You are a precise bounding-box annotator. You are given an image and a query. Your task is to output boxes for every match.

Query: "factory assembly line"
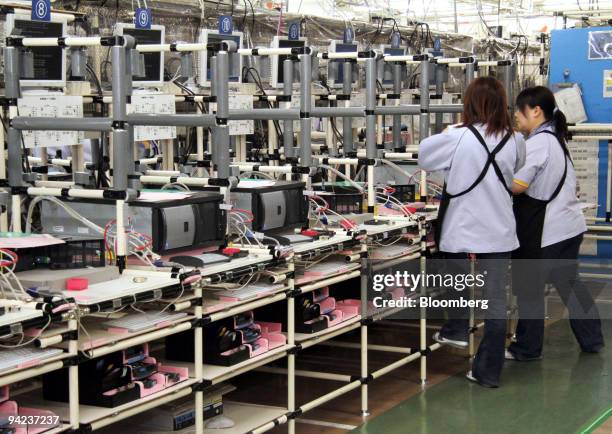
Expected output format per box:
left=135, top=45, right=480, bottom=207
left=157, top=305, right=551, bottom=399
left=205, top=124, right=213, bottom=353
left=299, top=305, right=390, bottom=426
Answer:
left=0, top=2, right=610, bottom=433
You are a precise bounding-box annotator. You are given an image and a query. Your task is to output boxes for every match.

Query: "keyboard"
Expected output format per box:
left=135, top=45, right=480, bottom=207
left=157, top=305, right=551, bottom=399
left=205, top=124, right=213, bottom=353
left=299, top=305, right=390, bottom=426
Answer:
left=370, top=244, right=421, bottom=260
left=292, top=235, right=353, bottom=254
left=103, top=312, right=188, bottom=332
left=214, top=283, right=284, bottom=302
left=0, top=347, right=64, bottom=372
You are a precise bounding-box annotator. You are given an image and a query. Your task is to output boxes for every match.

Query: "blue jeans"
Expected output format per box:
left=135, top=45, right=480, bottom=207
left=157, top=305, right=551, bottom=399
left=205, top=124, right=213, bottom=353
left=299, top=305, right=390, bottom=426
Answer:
left=439, top=251, right=511, bottom=387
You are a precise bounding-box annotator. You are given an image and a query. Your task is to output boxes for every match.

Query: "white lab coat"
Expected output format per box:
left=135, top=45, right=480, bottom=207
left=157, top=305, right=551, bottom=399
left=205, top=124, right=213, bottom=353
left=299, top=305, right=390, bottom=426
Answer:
left=419, top=123, right=526, bottom=253
left=513, top=122, right=586, bottom=247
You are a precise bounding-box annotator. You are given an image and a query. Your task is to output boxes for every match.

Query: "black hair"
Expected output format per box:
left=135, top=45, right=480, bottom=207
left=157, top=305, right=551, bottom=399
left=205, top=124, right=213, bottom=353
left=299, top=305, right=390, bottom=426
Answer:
left=516, top=86, right=569, bottom=145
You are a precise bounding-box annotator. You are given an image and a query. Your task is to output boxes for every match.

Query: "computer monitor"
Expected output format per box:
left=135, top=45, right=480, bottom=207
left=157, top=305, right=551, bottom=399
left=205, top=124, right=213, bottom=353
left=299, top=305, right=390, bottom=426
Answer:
left=198, top=29, right=243, bottom=87
left=205, top=180, right=308, bottom=232
left=327, top=40, right=358, bottom=88
left=270, top=35, right=307, bottom=88
left=115, top=23, right=165, bottom=87
left=378, top=45, right=406, bottom=87
left=5, top=13, right=68, bottom=87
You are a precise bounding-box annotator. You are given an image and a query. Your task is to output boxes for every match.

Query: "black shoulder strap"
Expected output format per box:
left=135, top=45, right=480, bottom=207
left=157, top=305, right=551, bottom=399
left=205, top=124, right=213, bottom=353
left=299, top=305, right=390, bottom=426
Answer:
left=537, top=130, right=573, bottom=164
left=536, top=129, right=570, bottom=203
left=472, top=127, right=513, bottom=196
left=446, top=125, right=513, bottom=199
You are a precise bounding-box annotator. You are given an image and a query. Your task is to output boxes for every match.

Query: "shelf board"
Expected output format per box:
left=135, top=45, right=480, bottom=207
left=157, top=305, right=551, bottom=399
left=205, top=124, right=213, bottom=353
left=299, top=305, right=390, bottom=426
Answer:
left=79, top=314, right=195, bottom=353
left=198, top=254, right=274, bottom=278
left=161, top=344, right=291, bottom=385
left=0, top=308, right=44, bottom=328
left=59, top=269, right=182, bottom=307
left=93, top=401, right=287, bottom=434
left=0, top=352, right=73, bottom=387
left=369, top=250, right=423, bottom=273
left=295, top=262, right=361, bottom=287
left=202, top=345, right=290, bottom=383
left=91, top=400, right=286, bottom=434
left=360, top=219, right=416, bottom=237
left=292, top=234, right=354, bottom=255
left=203, top=401, right=286, bottom=434
left=295, top=315, right=362, bottom=346
left=42, top=423, right=71, bottom=434
left=21, top=379, right=197, bottom=426
left=370, top=305, right=409, bottom=322
left=368, top=247, right=421, bottom=265
left=202, top=284, right=290, bottom=318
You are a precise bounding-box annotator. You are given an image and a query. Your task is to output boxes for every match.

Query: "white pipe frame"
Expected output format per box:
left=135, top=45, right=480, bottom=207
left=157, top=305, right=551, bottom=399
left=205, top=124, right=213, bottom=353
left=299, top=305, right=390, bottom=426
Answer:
left=383, top=54, right=431, bottom=63
left=139, top=175, right=216, bottom=187
left=19, top=36, right=103, bottom=47
left=238, top=47, right=307, bottom=56
left=317, top=51, right=359, bottom=60
left=0, top=29, right=486, bottom=434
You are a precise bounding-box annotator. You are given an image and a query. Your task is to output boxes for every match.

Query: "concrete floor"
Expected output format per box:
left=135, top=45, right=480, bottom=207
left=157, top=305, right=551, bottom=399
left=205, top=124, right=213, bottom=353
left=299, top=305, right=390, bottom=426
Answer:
left=352, top=319, right=612, bottom=434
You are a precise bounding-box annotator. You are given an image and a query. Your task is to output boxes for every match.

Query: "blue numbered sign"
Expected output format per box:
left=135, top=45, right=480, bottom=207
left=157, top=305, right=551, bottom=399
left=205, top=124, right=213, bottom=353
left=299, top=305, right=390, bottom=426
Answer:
left=434, top=37, right=441, bottom=51
left=31, top=0, right=51, bottom=21
left=219, top=15, right=233, bottom=35
left=343, top=27, right=354, bottom=44
left=135, top=8, right=152, bottom=29
left=288, top=22, right=300, bottom=40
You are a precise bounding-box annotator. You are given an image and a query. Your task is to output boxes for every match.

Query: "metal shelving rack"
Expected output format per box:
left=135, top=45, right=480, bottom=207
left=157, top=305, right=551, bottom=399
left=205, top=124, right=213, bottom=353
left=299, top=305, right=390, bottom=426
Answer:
left=0, top=29, right=518, bottom=433
left=0, top=310, right=78, bottom=432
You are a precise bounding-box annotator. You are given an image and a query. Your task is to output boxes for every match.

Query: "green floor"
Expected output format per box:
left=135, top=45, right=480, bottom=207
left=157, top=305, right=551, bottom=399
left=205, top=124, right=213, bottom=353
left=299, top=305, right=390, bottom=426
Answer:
left=353, top=319, right=612, bottom=434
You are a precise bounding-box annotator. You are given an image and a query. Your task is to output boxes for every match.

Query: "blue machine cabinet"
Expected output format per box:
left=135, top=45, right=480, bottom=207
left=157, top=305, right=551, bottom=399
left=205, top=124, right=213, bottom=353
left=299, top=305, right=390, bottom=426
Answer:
left=549, top=27, right=612, bottom=257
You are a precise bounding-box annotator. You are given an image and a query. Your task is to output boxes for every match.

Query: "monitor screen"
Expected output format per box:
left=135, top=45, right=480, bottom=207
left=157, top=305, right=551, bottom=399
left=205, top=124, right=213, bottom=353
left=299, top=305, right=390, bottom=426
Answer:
left=205, top=33, right=242, bottom=82
left=383, top=47, right=405, bottom=56
left=277, top=39, right=305, bottom=85
left=330, top=42, right=358, bottom=84
left=12, top=19, right=63, bottom=82
left=335, top=43, right=358, bottom=53
left=382, top=47, right=405, bottom=84
left=122, top=28, right=163, bottom=83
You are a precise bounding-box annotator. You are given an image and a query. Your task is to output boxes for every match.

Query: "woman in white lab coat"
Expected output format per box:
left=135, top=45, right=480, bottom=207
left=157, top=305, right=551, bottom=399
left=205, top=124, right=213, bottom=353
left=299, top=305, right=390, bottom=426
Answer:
left=419, top=76, right=526, bottom=388
left=507, top=86, right=604, bottom=361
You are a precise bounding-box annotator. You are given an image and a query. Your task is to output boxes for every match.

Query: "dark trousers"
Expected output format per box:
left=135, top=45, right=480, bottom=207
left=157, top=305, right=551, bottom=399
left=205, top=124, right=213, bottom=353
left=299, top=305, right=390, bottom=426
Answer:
left=509, top=233, right=604, bottom=360
left=439, top=252, right=510, bottom=387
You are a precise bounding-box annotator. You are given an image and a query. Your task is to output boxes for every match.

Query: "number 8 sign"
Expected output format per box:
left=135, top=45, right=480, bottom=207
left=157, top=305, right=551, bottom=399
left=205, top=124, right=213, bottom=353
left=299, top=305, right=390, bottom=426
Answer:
left=288, top=22, right=300, bottom=40
left=31, top=0, right=50, bottom=21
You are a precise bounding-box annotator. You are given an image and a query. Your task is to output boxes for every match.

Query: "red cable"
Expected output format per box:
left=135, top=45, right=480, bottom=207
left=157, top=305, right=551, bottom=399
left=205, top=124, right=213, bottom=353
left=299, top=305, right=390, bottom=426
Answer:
left=0, top=249, right=18, bottom=267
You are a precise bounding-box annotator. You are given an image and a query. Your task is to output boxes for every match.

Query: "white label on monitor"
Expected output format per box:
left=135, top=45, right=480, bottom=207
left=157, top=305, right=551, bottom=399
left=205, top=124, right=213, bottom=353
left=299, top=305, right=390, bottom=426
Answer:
left=228, top=94, right=254, bottom=136
left=129, top=94, right=177, bottom=141
left=18, top=95, right=84, bottom=149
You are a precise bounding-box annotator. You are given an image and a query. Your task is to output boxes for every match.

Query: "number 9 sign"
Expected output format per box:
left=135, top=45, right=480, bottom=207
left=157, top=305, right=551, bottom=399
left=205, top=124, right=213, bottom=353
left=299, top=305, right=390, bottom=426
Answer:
left=135, top=8, right=151, bottom=29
